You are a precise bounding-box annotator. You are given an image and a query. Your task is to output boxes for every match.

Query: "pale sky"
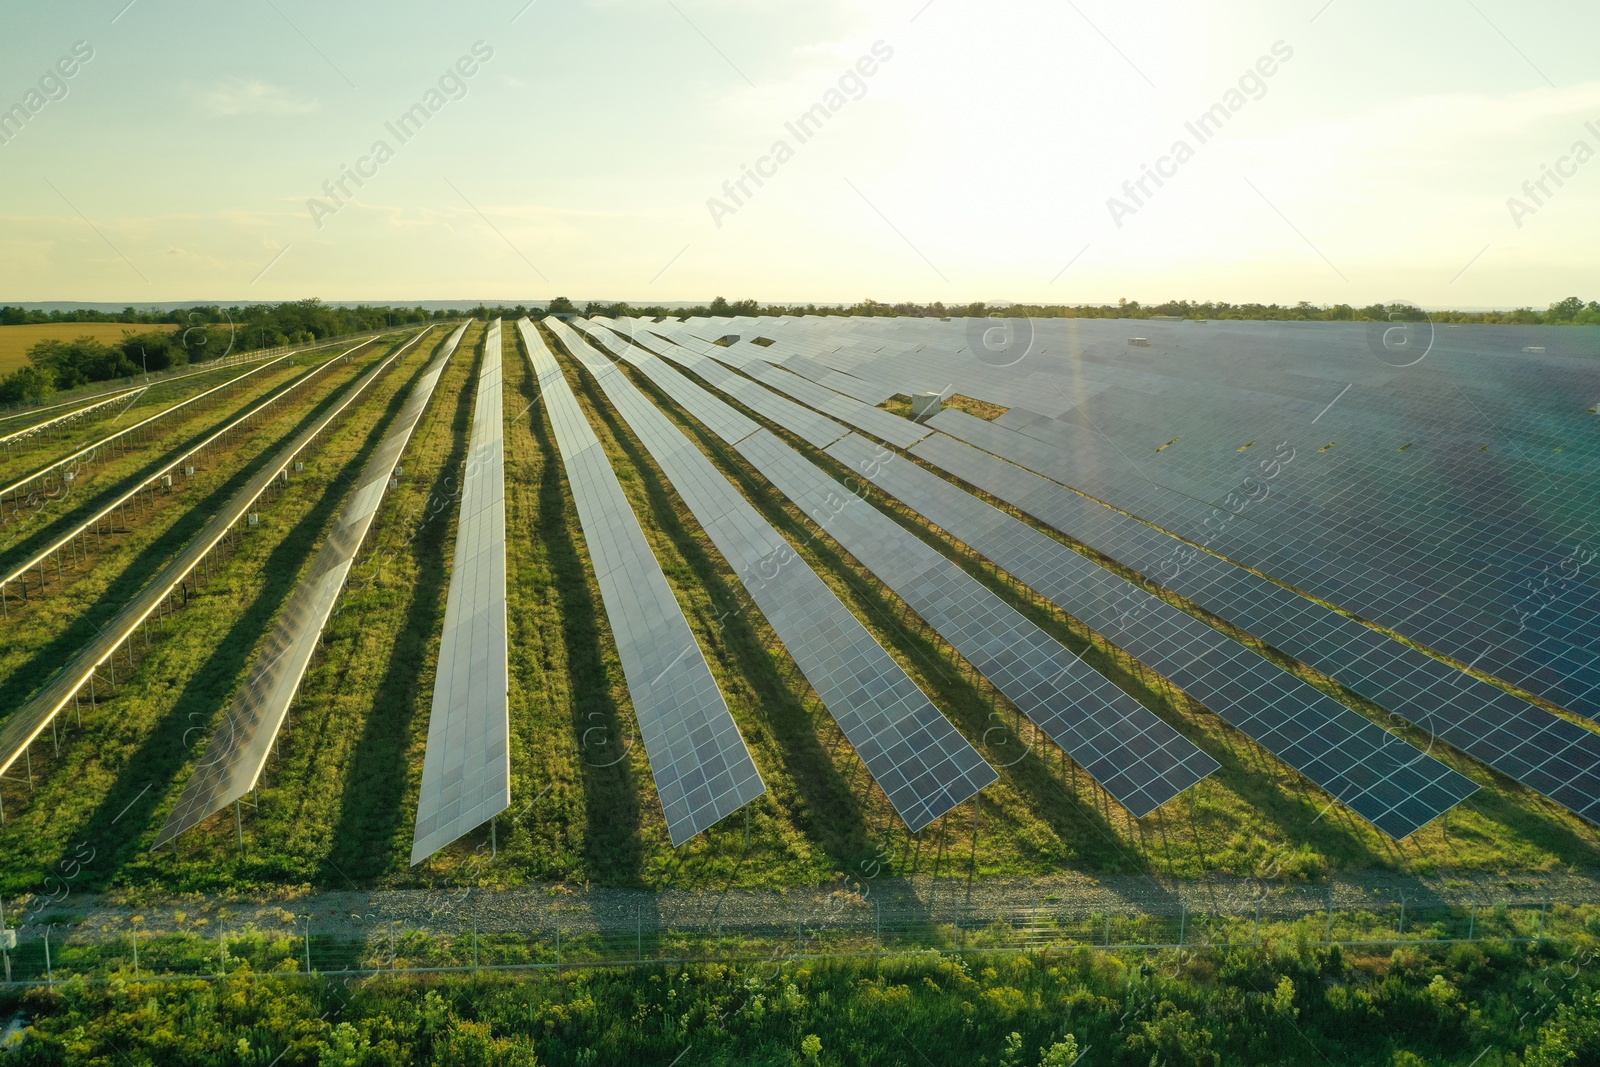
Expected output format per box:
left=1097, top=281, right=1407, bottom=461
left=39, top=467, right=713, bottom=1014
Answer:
left=1, top=0, right=1597, bottom=307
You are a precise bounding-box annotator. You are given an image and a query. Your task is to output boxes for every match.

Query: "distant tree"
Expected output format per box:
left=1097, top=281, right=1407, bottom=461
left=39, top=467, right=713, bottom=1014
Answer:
left=119, top=329, right=185, bottom=374
left=26, top=336, right=137, bottom=389
left=547, top=296, right=577, bottom=315
left=0, top=365, right=55, bottom=404
left=1548, top=296, right=1586, bottom=322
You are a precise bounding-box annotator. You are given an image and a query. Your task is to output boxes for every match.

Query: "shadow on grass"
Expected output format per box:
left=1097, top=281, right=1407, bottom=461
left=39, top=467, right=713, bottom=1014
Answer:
left=33, top=351, right=424, bottom=893
left=312, top=341, right=481, bottom=885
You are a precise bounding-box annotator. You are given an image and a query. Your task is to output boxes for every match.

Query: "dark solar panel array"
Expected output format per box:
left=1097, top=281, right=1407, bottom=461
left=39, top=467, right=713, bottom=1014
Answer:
left=598, top=317, right=849, bottom=449
left=910, top=428, right=1600, bottom=825
left=545, top=318, right=995, bottom=832
left=592, top=316, right=1480, bottom=836
left=968, top=404, right=1600, bottom=717
left=655, top=313, right=1600, bottom=831
left=743, top=316, right=1600, bottom=719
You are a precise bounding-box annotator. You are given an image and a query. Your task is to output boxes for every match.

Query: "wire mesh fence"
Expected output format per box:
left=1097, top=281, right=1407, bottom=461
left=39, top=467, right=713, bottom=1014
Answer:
left=1, top=888, right=1590, bottom=988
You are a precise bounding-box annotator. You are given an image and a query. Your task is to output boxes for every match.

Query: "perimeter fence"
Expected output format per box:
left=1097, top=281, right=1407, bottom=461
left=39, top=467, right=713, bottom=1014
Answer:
left=2, top=882, right=1594, bottom=987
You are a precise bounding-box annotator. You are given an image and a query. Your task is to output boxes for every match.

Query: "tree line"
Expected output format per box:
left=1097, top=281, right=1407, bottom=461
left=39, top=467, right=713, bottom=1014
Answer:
left=572, top=295, right=1600, bottom=325
left=0, top=299, right=455, bottom=405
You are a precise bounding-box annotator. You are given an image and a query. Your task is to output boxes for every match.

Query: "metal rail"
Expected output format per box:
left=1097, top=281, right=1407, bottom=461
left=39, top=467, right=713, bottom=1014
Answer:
left=0, top=357, right=296, bottom=519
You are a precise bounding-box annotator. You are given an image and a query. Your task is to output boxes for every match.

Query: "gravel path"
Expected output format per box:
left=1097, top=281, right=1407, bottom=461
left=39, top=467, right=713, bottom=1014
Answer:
left=12, top=867, right=1598, bottom=945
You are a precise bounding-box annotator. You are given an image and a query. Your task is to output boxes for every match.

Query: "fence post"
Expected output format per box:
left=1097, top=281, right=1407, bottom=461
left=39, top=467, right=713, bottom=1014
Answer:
left=1398, top=895, right=1406, bottom=938
left=473, top=920, right=479, bottom=970
left=1326, top=886, right=1334, bottom=944
left=44, top=926, right=53, bottom=985
left=1104, top=914, right=1111, bottom=947
left=636, top=905, right=642, bottom=962
left=875, top=901, right=881, bottom=949
left=305, top=920, right=312, bottom=973
left=555, top=908, right=561, bottom=972
left=1179, top=903, right=1186, bottom=947
left=1254, top=899, right=1261, bottom=947
left=131, top=930, right=138, bottom=975
left=1468, top=903, right=1476, bottom=941
left=1537, top=900, right=1548, bottom=943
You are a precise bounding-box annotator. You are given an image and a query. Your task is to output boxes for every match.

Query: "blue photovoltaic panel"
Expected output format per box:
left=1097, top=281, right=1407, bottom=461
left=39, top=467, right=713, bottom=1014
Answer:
left=841, top=431, right=1477, bottom=838
left=719, top=319, right=1600, bottom=829
left=412, top=321, right=511, bottom=863
left=906, top=422, right=1600, bottom=828
left=607, top=314, right=1477, bottom=836
left=749, top=316, right=1600, bottom=719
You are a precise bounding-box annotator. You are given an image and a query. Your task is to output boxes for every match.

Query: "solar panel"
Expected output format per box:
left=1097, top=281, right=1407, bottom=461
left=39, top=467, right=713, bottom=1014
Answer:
left=545, top=317, right=994, bottom=832
left=579, top=321, right=1217, bottom=815
left=639, top=319, right=928, bottom=449
left=652, top=319, right=898, bottom=405
left=843, top=430, right=1477, bottom=838
left=608, top=318, right=1480, bottom=835
left=980, top=404, right=1600, bottom=715
left=519, top=320, right=765, bottom=845
left=412, top=320, right=511, bottom=863
left=0, top=327, right=436, bottom=816
left=153, top=324, right=464, bottom=847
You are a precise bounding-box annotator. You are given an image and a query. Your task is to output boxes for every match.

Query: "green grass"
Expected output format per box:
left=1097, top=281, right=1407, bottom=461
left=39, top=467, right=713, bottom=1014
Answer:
left=7, top=934, right=1600, bottom=1066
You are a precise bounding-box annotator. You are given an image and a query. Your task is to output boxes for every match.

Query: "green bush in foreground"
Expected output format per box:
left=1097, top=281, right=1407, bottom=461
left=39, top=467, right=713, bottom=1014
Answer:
left=4, top=939, right=1599, bottom=1066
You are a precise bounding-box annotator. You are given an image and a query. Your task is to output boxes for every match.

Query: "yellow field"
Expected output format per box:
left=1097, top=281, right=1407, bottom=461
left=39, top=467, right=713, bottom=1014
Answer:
left=0, top=322, right=180, bottom=374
